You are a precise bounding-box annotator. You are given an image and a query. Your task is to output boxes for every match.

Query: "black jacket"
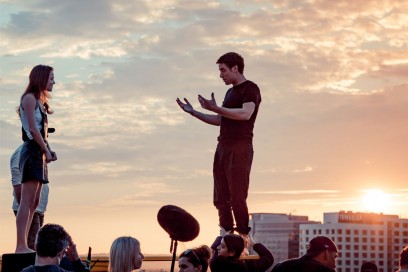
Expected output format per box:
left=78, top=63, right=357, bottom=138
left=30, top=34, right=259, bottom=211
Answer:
left=210, top=236, right=274, bottom=272
left=21, top=259, right=89, bottom=272
left=211, top=256, right=248, bottom=272
left=272, top=256, right=336, bottom=272
left=246, top=243, right=274, bottom=272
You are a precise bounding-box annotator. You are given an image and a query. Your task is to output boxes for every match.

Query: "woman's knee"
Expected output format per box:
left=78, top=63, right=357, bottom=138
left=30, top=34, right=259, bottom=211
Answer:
left=31, top=198, right=40, bottom=210
left=20, top=196, right=39, bottom=211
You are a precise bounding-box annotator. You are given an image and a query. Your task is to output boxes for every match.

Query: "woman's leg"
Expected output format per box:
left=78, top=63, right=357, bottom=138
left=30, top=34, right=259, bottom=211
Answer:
left=26, top=184, right=42, bottom=238
left=16, top=180, right=42, bottom=253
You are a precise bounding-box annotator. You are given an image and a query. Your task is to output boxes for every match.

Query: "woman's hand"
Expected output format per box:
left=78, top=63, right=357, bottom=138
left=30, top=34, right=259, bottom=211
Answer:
left=44, top=149, right=53, bottom=163
left=50, top=151, right=57, bottom=161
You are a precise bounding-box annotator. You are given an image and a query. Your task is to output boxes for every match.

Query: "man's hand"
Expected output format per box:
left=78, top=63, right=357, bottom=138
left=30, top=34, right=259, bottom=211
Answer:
left=65, top=237, right=79, bottom=263
left=198, top=92, right=217, bottom=112
left=176, top=98, right=195, bottom=114
left=66, top=242, right=80, bottom=262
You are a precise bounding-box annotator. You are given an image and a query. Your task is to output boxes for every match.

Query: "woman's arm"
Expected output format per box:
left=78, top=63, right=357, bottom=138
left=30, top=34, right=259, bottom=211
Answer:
left=245, top=243, right=274, bottom=272
left=21, top=94, right=52, bottom=162
left=210, top=236, right=223, bottom=259
left=46, top=142, right=57, bottom=161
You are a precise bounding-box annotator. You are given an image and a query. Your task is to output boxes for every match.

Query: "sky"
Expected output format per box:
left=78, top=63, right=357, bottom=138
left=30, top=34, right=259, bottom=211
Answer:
left=1, top=0, right=408, bottom=256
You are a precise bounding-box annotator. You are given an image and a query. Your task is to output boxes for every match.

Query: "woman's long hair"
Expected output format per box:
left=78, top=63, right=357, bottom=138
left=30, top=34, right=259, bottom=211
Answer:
left=108, top=236, right=141, bottom=272
left=17, top=64, right=54, bottom=116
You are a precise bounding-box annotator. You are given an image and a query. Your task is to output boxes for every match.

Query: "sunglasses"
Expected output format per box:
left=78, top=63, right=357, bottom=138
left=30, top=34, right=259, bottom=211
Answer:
left=183, top=249, right=201, bottom=265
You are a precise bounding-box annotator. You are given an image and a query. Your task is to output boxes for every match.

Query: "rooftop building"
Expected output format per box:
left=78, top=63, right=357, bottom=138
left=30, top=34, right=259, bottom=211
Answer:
left=299, top=211, right=408, bottom=272
left=249, top=213, right=319, bottom=265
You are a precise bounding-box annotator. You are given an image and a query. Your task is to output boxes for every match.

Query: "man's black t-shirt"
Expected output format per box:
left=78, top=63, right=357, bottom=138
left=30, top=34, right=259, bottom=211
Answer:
left=218, top=80, right=261, bottom=144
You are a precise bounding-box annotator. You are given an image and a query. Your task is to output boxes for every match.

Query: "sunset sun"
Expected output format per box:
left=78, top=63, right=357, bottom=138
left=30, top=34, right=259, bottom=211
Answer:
left=360, top=189, right=391, bottom=213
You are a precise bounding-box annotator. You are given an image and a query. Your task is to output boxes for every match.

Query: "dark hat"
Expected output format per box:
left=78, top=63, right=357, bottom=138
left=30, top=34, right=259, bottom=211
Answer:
left=157, top=205, right=200, bottom=242
left=360, top=261, right=378, bottom=272
left=306, top=236, right=338, bottom=255
left=401, top=246, right=408, bottom=266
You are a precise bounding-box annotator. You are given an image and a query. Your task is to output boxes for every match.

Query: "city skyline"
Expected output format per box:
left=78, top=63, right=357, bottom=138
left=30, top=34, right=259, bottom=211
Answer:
left=300, top=211, right=408, bottom=272
left=1, top=0, right=408, bottom=255
left=250, top=211, right=408, bottom=272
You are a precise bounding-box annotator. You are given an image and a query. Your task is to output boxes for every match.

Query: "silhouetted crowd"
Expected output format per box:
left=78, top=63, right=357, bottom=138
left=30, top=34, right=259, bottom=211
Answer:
left=5, top=222, right=408, bottom=272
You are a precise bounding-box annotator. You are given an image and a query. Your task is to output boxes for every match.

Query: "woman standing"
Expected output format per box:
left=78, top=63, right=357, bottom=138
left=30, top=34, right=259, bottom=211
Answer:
left=16, top=65, right=57, bottom=253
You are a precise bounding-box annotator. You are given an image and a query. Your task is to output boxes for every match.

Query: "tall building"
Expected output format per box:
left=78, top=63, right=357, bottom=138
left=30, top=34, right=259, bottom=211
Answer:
left=249, top=213, right=320, bottom=265
left=299, top=211, right=408, bottom=272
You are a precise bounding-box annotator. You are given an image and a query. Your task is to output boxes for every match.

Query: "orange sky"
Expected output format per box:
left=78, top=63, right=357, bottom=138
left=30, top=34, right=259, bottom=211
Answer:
left=1, top=0, right=408, bottom=255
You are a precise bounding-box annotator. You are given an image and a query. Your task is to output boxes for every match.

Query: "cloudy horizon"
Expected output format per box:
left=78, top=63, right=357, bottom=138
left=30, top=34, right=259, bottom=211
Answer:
left=1, top=0, right=408, bottom=255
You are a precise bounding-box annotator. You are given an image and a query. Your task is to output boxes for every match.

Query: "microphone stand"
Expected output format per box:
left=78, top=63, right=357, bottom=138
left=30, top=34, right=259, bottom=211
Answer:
left=170, top=239, right=178, bottom=272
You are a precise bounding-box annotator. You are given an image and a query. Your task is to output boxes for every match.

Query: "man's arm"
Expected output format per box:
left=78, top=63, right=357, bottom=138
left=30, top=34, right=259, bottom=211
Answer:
left=210, top=101, right=255, bottom=121
left=176, top=97, right=221, bottom=126
left=190, top=110, right=221, bottom=126
left=64, top=240, right=90, bottom=272
left=198, top=93, right=255, bottom=121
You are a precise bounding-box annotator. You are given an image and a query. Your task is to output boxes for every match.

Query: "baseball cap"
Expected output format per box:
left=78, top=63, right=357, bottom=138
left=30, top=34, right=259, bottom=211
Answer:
left=360, top=261, right=378, bottom=272
left=401, top=246, right=408, bottom=266
left=306, top=236, right=338, bottom=255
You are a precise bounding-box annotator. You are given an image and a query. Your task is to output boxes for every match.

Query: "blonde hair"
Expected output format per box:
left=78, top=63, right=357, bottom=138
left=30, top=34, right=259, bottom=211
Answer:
left=108, top=236, right=141, bottom=272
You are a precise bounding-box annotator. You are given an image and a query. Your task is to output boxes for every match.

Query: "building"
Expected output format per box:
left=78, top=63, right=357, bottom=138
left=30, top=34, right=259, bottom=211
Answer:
left=299, top=211, right=408, bottom=272
left=249, top=213, right=320, bottom=265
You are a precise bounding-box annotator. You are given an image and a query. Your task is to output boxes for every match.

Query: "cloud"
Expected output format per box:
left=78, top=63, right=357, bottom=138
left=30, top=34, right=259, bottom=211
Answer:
left=293, top=166, right=314, bottom=173
left=98, top=182, right=180, bottom=207
left=71, top=162, right=133, bottom=176
left=42, top=40, right=128, bottom=59
left=2, top=0, right=408, bottom=254
left=253, top=189, right=339, bottom=195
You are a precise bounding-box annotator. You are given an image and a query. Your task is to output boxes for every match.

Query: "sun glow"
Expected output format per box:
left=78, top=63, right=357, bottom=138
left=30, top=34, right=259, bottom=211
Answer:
left=360, top=189, right=391, bottom=213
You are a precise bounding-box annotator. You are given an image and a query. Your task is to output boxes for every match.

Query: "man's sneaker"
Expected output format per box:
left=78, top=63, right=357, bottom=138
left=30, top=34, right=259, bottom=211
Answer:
left=219, top=225, right=233, bottom=236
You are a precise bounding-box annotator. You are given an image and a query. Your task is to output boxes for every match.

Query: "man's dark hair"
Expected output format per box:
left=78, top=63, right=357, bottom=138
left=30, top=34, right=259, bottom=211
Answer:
left=401, top=246, right=408, bottom=266
left=35, top=224, right=70, bottom=257
left=216, top=52, right=245, bottom=74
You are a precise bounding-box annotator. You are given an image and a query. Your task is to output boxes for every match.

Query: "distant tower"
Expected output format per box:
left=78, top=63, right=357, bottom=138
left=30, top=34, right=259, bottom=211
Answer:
left=249, top=213, right=319, bottom=265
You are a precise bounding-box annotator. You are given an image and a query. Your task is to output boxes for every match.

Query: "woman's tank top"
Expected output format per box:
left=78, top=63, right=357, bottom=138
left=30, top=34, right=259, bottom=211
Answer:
left=20, top=100, right=45, bottom=140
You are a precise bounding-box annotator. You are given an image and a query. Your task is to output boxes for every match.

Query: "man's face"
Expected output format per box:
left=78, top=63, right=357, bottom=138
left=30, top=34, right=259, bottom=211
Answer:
left=325, top=250, right=338, bottom=269
left=218, top=63, right=238, bottom=85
